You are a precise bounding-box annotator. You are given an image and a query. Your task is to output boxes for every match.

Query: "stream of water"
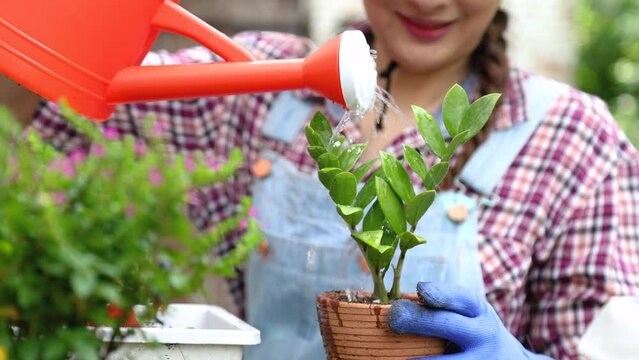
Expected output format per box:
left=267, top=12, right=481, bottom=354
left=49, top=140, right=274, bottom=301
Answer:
left=332, top=85, right=403, bottom=145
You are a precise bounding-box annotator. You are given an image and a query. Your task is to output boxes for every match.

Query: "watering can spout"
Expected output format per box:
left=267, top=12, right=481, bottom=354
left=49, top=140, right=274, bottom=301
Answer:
left=107, top=30, right=377, bottom=117
left=0, top=0, right=376, bottom=121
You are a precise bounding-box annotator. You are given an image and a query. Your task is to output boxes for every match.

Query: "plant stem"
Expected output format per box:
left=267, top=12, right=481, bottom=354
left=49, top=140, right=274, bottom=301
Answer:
left=101, top=319, right=126, bottom=360
left=350, top=234, right=390, bottom=303
left=372, top=269, right=389, bottom=304
left=389, top=248, right=407, bottom=300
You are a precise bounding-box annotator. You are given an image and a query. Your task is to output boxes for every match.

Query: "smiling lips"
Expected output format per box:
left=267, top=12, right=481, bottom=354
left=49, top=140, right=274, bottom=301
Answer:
left=399, top=14, right=454, bottom=41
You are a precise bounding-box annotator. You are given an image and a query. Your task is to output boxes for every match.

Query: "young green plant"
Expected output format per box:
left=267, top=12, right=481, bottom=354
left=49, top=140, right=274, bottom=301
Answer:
left=305, top=85, right=500, bottom=303
left=0, top=103, right=261, bottom=360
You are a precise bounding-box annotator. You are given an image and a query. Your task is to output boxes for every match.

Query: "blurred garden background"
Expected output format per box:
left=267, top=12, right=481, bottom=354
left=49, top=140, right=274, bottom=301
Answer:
left=575, top=0, right=639, bottom=145
left=0, top=0, right=637, bottom=143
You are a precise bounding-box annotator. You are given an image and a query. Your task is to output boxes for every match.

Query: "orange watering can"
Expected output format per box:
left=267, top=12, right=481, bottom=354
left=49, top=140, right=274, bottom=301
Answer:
left=0, top=0, right=376, bottom=120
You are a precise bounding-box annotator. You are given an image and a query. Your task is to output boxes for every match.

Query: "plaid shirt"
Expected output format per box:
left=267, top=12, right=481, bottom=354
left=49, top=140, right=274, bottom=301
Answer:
left=31, top=31, right=639, bottom=360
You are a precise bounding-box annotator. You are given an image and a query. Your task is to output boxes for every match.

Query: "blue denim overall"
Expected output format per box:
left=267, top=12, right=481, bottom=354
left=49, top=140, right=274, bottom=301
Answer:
left=245, top=75, right=568, bottom=360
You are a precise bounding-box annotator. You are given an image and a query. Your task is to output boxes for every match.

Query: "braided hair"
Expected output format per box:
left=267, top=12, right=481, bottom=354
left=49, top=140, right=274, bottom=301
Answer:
left=441, top=8, right=510, bottom=189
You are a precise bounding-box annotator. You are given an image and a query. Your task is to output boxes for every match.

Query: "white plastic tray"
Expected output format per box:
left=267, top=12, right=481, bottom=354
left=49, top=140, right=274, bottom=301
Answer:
left=101, top=304, right=260, bottom=360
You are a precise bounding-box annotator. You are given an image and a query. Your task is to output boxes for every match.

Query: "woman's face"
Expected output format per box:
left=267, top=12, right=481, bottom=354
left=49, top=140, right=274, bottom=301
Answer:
left=363, top=0, right=500, bottom=73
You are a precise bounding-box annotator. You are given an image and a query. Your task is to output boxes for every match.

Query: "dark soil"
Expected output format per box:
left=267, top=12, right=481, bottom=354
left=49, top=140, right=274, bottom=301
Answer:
left=321, top=290, right=420, bottom=304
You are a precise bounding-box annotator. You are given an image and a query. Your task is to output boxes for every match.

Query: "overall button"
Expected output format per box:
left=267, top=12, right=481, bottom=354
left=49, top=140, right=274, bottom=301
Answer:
left=447, top=204, right=469, bottom=223
left=357, top=255, right=369, bottom=273
left=259, top=239, right=272, bottom=260
left=252, top=158, right=272, bottom=178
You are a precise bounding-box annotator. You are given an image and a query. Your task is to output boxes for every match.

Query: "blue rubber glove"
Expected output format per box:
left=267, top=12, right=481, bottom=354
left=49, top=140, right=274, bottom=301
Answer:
left=388, top=282, right=553, bottom=360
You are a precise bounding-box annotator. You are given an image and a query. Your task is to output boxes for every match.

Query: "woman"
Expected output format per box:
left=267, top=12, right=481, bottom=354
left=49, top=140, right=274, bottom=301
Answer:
left=31, top=1, right=639, bottom=359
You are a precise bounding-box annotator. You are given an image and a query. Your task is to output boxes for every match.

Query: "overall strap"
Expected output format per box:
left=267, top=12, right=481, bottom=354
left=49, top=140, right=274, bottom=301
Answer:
left=262, top=91, right=315, bottom=143
left=458, top=75, right=570, bottom=195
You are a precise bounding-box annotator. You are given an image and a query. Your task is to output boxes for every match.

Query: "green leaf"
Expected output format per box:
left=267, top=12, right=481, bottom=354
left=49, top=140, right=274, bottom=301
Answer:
left=413, top=105, right=446, bottom=158
left=380, top=151, right=415, bottom=203
left=18, top=340, right=42, bottom=360
left=460, top=93, right=501, bottom=142
left=352, top=158, right=377, bottom=182
left=318, top=167, right=342, bottom=189
left=375, top=177, right=407, bottom=234
left=95, top=284, right=123, bottom=304
left=424, top=162, right=449, bottom=190
left=330, top=172, right=357, bottom=205
left=352, top=231, right=392, bottom=254
left=403, top=145, right=428, bottom=180
left=379, top=227, right=399, bottom=269
left=399, top=231, right=427, bottom=252
left=336, top=205, right=364, bottom=216
left=304, top=126, right=324, bottom=148
left=308, top=146, right=327, bottom=161
left=71, top=270, right=97, bottom=299
left=363, top=201, right=385, bottom=231
left=337, top=205, right=364, bottom=229
left=169, top=271, right=190, bottom=290
left=329, top=135, right=346, bottom=156
left=70, top=333, right=100, bottom=360
left=367, top=228, right=398, bottom=270
left=406, top=190, right=436, bottom=227
left=442, top=84, right=470, bottom=137
left=16, top=281, right=41, bottom=308
left=354, top=174, right=377, bottom=209
left=352, top=230, right=382, bottom=248
left=41, top=338, right=68, bottom=360
left=317, top=153, right=339, bottom=169
left=310, top=111, right=333, bottom=140
left=339, top=144, right=367, bottom=172
left=444, top=130, right=471, bottom=161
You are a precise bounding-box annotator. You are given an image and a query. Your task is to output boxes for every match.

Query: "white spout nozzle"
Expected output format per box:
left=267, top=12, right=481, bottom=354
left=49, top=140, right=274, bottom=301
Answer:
left=338, top=30, right=377, bottom=113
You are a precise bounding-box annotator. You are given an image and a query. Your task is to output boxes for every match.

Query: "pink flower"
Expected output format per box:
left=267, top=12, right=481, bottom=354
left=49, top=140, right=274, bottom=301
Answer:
left=239, top=218, right=248, bottom=232
left=148, top=168, right=164, bottom=186
left=125, top=205, right=136, bottom=218
left=184, top=156, right=195, bottom=172
left=205, top=156, right=220, bottom=170
left=68, top=150, right=86, bottom=165
left=134, top=140, right=147, bottom=157
left=187, top=191, right=202, bottom=206
left=152, top=121, right=166, bottom=138
left=49, top=158, right=76, bottom=178
left=91, top=144, right=106, bottom=157
left=103, top=127, right=119, bottom=141
left=60, top=160, right=75, bottom=177
left=248, top=207, right=258, bottom=218
left=52, top=192, right=67, bottom=205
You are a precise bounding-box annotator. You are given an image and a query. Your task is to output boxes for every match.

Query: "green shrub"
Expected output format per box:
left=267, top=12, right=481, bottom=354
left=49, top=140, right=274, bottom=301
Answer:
left=576, top=0, right=639, bottom=145
left=0, top=104, right=261, bottom=359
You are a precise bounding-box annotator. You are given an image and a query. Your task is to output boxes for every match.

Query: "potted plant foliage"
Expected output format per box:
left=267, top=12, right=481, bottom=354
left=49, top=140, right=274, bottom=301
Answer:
left=305, top=85, right=500, bottom=359
left=0, top=104, right=261, bottom=360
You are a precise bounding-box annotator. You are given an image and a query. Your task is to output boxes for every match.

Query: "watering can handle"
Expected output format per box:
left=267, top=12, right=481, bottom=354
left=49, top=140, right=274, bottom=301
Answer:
left=152, top=0, right=256, bottom=63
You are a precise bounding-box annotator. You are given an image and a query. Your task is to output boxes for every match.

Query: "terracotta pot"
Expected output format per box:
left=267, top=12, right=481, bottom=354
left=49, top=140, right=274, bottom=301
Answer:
left=316, top=291, right=445, bottom=360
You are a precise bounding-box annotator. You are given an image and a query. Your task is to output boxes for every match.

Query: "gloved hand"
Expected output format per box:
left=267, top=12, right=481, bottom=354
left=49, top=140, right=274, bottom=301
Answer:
left=388, top=282, right=553, bottom=360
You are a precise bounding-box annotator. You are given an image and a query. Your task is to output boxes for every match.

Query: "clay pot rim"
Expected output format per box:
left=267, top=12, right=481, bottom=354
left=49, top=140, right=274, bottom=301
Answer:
left=317, top=290, right=420, bottom=308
